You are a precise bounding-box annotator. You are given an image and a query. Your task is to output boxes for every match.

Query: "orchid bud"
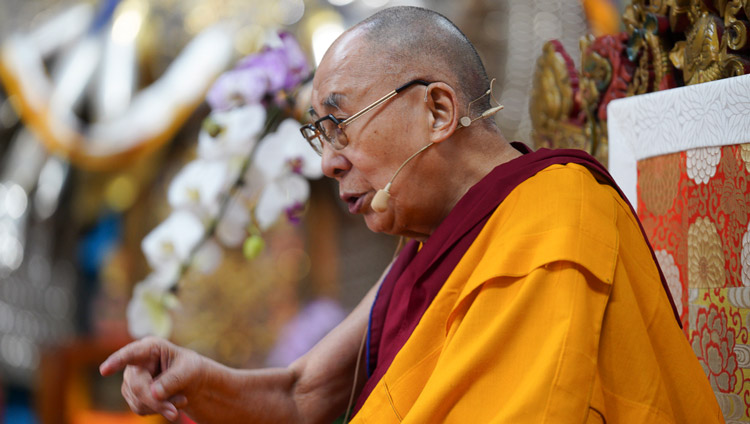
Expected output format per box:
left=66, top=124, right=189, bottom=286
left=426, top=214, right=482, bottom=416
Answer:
left=243, top=235, right=265, bottom=260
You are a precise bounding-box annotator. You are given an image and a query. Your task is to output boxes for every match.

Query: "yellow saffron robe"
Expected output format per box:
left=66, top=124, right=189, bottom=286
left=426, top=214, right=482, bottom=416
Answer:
left=352, top=163, right=723, bottom=423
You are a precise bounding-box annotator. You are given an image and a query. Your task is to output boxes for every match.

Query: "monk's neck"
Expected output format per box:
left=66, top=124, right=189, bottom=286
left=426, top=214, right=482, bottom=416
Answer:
left=412, top=134, right=520, bottom=242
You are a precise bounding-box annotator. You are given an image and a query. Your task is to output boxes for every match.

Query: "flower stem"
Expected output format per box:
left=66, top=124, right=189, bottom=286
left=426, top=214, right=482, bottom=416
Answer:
left=168, top=106, right=285, bottom=292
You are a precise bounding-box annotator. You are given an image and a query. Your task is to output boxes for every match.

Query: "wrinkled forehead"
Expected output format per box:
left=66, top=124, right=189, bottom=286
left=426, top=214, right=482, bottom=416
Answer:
left=311, top=29, right=396, bottom=114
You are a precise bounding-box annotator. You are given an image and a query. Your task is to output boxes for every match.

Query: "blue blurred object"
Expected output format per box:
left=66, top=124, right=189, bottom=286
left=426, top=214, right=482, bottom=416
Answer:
left=5, top=406, right=38, bottom=424
left=78, top=213, right=122, bottom=277
left=4, top=387, right=38, bottom=424
left=89, top=0, right=121, bottom=34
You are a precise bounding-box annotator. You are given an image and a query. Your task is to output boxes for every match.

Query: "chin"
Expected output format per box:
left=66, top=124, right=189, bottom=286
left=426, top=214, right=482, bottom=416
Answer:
left=363, top=210, right=396, bottom=235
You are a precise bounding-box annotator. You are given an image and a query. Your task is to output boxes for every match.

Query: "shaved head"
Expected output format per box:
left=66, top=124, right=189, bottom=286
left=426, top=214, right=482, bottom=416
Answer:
left=352, top=6, right=491, bottom=110
left=311, top=6, right=516, bottom=239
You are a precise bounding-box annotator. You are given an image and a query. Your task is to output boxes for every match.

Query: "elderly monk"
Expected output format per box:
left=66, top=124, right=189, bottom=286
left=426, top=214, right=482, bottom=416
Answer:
left=100, top=6, right=724, bottom=423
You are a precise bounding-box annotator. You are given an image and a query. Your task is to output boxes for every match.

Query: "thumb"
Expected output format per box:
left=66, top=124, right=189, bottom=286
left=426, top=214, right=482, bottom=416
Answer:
left=151, top=365, right=189, bottom=401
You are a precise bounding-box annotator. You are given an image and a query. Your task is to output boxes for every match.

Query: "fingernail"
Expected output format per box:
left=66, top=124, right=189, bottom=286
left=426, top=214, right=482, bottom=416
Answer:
left=171, top=394, right=188, bottom=408
left=164, top=404, right=178, bottom=421
left=152, top=382, right=166, bottom=400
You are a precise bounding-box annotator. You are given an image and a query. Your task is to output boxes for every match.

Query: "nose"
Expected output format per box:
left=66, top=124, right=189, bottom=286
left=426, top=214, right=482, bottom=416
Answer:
left=321, top=144, right=351, bottom=179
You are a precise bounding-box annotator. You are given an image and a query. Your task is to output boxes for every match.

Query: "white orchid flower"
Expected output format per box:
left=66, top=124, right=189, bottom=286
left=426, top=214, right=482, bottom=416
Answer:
left=192, top=238, right=223, bottom=274
left=198, top=104, right=267, bottom=160
left=141, top=210, right=205, bottom=277
left=127, top=278, right=180, bottom=339
left=216, top=195, right=252, bottom=247
left=167, top=159, right=234, bottom=220
left=254, top=118, right=323, bottom=180
left=255, top=173, right=310, bottom=230
left=247, top=119, right=321, bottom=230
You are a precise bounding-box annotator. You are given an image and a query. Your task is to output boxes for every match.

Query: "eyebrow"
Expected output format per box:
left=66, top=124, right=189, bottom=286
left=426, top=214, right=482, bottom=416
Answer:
left=323, top=93, right=344, bottom=111
left=308, top=92, right=346, bottom=120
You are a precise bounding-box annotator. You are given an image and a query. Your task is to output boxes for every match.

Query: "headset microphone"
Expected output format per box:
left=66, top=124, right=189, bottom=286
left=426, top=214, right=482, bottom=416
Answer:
left=372, top=142, right=434, bottom=213
left=371, top=80, right=504, bottom=213
left=458, top=105, right=504, bottom=129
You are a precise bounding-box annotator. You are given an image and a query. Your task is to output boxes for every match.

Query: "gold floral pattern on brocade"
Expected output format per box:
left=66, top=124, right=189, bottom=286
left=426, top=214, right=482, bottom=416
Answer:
left=638, top=153, right=681, bottom=216
left=742, top=223, right=750, bottom=287
left=707, top=147, right=750, bottom=287
left=691, top=304, right=738, bottom=393
left=741, top=144, right=750, bottom=172
left=688, top=216, right=726, bottom=287
left=714, top=392, right=746, bottom=422
left=691, top=288, right=750, bottom=420
left=715, top=150, right=750, bottom=228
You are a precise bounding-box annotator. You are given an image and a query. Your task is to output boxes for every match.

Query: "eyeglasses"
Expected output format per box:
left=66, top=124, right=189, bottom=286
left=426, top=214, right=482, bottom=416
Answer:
left=300, top=79, right=431, bottom=155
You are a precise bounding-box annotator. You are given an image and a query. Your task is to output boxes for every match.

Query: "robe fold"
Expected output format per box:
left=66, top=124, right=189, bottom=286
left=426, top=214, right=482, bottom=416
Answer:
left=352, top=145, right=722, bottom=423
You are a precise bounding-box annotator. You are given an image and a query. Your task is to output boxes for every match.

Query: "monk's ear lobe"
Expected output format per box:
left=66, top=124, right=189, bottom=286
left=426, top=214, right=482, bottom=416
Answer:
left=424, top=83, right=459, bottom=143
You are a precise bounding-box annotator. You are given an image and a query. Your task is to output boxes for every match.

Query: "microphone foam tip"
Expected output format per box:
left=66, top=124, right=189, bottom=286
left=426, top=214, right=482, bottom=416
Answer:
left=372, top=189, right=390, bottom=212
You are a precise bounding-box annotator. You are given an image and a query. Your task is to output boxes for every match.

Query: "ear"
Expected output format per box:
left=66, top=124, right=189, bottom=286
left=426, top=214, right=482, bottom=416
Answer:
left=423, top=82, right=459, bottom=144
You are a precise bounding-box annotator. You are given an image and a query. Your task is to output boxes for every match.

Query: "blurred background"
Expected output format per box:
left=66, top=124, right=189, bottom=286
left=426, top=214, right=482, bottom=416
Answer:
left=0, top=0, right=621, bottom=422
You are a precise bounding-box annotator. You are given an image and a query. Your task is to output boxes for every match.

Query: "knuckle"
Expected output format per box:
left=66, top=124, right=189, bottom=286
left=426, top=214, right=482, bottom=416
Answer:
left=130, top=382, right=147, bottom=398
left=123, top=365, right=135, bottom=377
left=142, top=335, right=164, bottom=346
left=141, top=336, right=157, bottom=344
left=129, top=397, right=156, bottom=416
left=133, top=404, right=150, bottom=416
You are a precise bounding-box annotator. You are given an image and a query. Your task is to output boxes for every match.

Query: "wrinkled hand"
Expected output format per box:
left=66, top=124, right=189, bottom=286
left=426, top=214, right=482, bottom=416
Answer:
left=100, top=337, right=207, bottom=422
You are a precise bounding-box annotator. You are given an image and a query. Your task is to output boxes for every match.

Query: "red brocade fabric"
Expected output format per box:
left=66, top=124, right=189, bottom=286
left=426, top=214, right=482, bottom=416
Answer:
left=355, top=142, right=678, bottom=412
left=637, top=144, right=750, bottom=417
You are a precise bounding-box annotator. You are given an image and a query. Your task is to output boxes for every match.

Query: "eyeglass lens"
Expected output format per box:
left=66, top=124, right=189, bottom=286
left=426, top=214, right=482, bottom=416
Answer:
left=317, top=117, right=347, bottom=149
left=301, top=126, right=323, bottom=154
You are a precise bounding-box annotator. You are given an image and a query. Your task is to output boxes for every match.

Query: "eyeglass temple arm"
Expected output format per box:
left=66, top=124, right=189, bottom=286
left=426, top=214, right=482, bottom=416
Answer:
left=341, top=80, right=431, bottom=128
left=340, top=90, right=399, bottom=128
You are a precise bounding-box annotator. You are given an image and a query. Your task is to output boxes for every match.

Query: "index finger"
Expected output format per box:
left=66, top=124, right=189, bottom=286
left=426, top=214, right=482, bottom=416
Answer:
left=100, top=338, right=162, bottom=376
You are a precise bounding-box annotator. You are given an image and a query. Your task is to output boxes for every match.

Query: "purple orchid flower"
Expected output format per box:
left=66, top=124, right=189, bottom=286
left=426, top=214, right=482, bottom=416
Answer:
left=266, top=298, right=347, bottom=367
left=208, top=32, right=311, bottom=111
left=284, top=201, right=305, bottom=224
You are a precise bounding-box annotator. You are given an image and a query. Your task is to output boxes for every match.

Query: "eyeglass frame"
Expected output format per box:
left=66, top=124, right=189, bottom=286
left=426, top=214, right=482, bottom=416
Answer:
left=300, top=79, right=432, bottom=155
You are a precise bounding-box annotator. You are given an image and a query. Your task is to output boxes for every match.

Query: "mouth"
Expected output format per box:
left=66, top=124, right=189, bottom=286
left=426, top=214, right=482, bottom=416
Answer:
left=341, top=192, right=368, bottom=214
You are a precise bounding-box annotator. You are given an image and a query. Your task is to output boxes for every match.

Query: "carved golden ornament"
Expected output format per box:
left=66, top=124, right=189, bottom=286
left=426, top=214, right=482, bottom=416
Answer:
left=671, top=12, right=724, bottom=85
left=669, top=0, right=692, bottom=32
left=687, top=0, right=712, bottom=24
left=530, top=41, right=576, bottom=132
left=625, top=11, right=674, bottom=94
left=648, top=30, right=671, bottom=88
left=623, top=4, right=640, bottom=33
left=722, top=55, right=750, bottom=77
left=582, top=51, right=613, bottom=95
left=643, top=0, right=670, bottom=15
left=725, top=20, right=747, bottom=50
left=629, top=53, right=652, bottom=95
left=710, top=0, right=730, bottom=15
left=579, top=35, right=608, bottom=116
left=579, top=38, right=611, bottom=161
left=529, top=41, right=592, bottom=155
left=529, top=0, right=750, bottom=171
left=724, top=0, right=749, bottom=50
left=688, top=216, right=727, bottom=288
